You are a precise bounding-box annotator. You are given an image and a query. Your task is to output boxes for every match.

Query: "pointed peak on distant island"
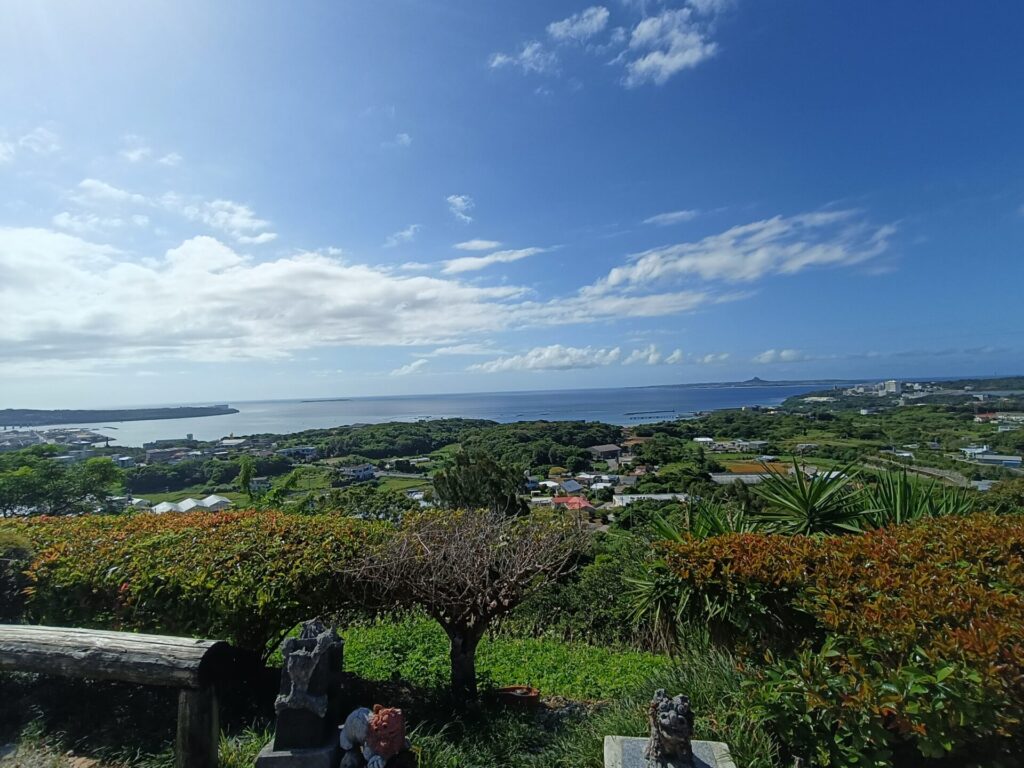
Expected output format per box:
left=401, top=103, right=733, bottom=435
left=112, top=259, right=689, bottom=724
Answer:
left=743, top=377, right=770, bottom=384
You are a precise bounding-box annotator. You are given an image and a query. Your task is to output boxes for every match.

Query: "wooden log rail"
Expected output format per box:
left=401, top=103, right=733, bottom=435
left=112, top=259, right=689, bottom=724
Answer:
left=0, top=625, right=237, bottom=768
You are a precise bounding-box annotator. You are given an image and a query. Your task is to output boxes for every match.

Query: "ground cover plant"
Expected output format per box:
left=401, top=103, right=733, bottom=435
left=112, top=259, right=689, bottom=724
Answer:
left=343, top=613, right=671, bottom=701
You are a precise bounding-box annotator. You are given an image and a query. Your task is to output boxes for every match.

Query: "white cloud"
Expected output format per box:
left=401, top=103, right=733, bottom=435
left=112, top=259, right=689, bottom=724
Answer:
left=470, top=344, right=622, bottom=373
left=121, top=147, right=151, bottom=163
left=423, top=343, right=505, bottom=357
left=623, top=6, right=718, bottom=87
left=0, top=125, right=61, bottom=164
left=588, top=210, right=895, bottom=293
left=72, top=180, right=274, bottom=243
left=120, top=135, right=182, bottom=166
left=0, top=228, right=536, bottom=368
left=0, top=225, right=743, bottom=375
left=384, top=224, right=421, bottom=248
left=643, top=209, right=698, bottom=226
left=455, top=239, right=502, bottom=251
left=665, top=348, right=685, bottom=364
left=696, top=352, right=730, bottom=364
left=180, top=199, right=278, bottom=245
left=512, top=288, right=728, bottom=327
left=6, top=201, right=866, bottom=373
left=446, top=194, right=475, bottom=223
left=119, top=134, right=152, bottom=163
left=52, top=212, right=126, bottom=234
left=18, top=126, right=60, bottom=155
left=491, top=0, right=727, bottom=88
left=753, top=349, right=810, bottom=365
left=382, top=133, right=413, bottom=149
left=489, top=41, right=559, bottom=75
left=689, top=0, right=734, bottom=14
left=442, top=247, right=545, bottom=274
left=548, top=6, right=611, bottom=42
left=74, top=178, right=149, bottom=206
left=237, top=232, right=278, bottom=245
left=391, top=358, right=428, bottom=376
left=624, top=344, right=662, bottom=365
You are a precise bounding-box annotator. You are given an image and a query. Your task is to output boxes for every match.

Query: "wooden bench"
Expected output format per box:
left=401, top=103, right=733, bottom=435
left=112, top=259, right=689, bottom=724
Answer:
left=0, top=625, right=238, bottom=768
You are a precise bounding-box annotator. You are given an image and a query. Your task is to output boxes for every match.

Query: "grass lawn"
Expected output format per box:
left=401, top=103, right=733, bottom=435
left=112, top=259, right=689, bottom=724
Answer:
left=378, top=476, right=431, bottom=493
left=289, top=465, right=333, bottom=491
left=428, top=442, right=462, bottom=459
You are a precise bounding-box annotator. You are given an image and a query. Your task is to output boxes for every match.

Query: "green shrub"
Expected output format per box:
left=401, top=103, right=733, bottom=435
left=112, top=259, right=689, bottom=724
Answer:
left=508, top=533, right=647, bottom=646
left=0, top=528, right=32, bottom=622
left=4, top=511, right=379, bottom=656
left=659, top=515, right=1024, bottom=764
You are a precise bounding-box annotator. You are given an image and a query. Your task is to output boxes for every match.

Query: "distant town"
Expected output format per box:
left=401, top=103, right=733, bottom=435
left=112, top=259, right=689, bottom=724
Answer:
left=2, top=376, right=1021, bottom=518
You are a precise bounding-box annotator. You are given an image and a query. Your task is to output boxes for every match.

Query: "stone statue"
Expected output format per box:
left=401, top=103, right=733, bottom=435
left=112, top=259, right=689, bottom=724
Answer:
left=644, top=689, right=694, bottom=767
left=271, top=620, right=344, bottom=751
left=339, top=705, right=410, bottom=768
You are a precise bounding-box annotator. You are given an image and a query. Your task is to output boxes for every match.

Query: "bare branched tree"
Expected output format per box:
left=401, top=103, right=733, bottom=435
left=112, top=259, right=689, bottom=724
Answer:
left=346, top=508, right=585, bottom=700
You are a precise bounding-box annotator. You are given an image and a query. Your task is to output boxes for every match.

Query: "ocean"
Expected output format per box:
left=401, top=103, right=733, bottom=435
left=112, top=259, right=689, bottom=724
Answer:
left=26, top=383, right=840, bottom=447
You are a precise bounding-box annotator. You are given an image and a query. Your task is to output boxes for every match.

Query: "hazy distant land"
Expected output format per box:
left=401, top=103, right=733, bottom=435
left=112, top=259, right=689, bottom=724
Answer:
left=0, top=405, right=239, bottom=428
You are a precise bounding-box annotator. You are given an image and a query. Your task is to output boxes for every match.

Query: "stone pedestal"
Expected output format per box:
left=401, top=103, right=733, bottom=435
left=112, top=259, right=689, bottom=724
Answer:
left=603, top=737, right=736, bottom=768
left=255, top=742, right=339, bottom=768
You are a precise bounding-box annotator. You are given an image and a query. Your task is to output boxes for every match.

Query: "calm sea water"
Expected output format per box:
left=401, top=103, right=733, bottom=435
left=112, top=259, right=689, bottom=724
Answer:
left=26, top=384, right=839, bottom=447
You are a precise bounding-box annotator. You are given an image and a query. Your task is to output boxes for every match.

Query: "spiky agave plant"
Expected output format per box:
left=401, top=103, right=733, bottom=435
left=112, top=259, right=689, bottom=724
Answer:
left=863, top=470, right=976, bottom=528
left=626, top=500, right=754, bottom=652
left=751, top=459, right=865, bottom=535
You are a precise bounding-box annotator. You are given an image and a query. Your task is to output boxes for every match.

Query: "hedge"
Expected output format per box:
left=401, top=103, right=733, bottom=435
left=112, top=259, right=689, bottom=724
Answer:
left=3, top=511, right=379, bottom=655
left=659, top=515, right=1024, bottom=765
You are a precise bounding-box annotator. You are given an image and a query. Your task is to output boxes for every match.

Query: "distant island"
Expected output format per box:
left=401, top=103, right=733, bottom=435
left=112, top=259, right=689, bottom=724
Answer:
left=643, top=376, right=860, bottom=390
left=0, top=404, right=239, bottom=428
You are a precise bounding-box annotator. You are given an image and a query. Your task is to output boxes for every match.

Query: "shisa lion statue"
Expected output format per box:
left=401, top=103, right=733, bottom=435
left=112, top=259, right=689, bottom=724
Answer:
left=339, top=704, right=409, bottom=768
left=644, top=689, right=695, bottom=767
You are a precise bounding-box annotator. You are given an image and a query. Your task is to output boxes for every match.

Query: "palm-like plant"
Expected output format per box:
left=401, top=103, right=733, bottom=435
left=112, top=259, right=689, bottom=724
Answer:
left=751, top=459, right=864, bottom=535
left=626, top=500, right=754, bottom=652
left=862, top=470, right=976, bottom=528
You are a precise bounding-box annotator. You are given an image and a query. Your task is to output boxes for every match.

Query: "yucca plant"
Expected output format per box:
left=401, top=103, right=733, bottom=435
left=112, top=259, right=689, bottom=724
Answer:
left=688, top=499, right=757, bottom=538
left=626, top=502, right=754, bottom=652
left=751, top=459, right=865, bottom=535
left=863, top=470, right=976, bottom=528
left=625, top=556, right=689, bottom=654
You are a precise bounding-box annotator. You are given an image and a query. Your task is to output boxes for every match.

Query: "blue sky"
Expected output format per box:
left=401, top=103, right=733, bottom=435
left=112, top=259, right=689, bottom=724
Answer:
left=1, top=1, right=1022, bottom=407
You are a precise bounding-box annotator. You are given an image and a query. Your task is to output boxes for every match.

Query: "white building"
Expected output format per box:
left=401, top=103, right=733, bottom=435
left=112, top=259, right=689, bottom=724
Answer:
left=961, top=445, right=991, bottom=459
left=611, top=493, right=689, bottom=507
left=151, top=494, right=233, bottom=514
left=339, top=463, right=376, bottom=481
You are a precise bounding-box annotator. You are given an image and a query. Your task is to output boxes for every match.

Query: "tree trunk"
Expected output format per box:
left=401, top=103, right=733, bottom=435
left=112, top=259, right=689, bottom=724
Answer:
left=446, top=625, right=481, bottom=701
